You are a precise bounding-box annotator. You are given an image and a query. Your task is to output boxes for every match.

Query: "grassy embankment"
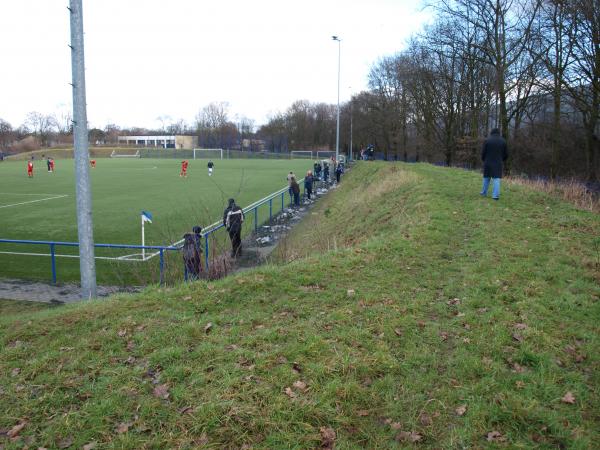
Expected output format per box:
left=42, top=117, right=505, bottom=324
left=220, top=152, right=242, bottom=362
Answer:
left=0, top=162, right=598, bottom=448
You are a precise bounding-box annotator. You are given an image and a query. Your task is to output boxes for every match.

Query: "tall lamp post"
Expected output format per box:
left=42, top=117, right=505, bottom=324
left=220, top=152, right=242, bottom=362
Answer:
left=332, top=36, right=341, bottom=163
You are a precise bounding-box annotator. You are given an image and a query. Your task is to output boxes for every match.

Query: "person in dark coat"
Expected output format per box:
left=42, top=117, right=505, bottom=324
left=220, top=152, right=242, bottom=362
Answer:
left=480, top=128, right=509, bottom=200
left=314, top=162, right=322, bottom=180
left=290, top=177, right=300, bottom=206
left=304, top=171, right=314, bottom=199
left=335, top=163, right=343, bottom=183
left=182, top=233, right=201, bottom=280
left=223, top=198, right=244, bottom=257
left=323, top=163, right=330, bottom=182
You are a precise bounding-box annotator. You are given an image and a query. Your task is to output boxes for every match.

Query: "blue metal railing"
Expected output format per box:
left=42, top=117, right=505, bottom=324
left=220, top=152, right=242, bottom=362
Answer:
left=0, top=177, right=329, bottom=284
left=193, top=179, right=306, bottom=271
left=0, top=239, right=180, bottom=285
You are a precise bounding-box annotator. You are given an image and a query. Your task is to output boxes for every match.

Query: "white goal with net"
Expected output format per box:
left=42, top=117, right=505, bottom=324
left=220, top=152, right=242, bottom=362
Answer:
left=290, top=150, right=313, bottom=159
left=110, top=149, right=140, bottom=158
left=193, top=148, right=224, bottom=160
left=316, top=150, right=336, bottom=160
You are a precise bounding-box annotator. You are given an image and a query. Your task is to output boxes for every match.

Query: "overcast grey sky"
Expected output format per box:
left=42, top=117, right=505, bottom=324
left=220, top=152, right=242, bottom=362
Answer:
left=0, top=0, right=430, bottom=130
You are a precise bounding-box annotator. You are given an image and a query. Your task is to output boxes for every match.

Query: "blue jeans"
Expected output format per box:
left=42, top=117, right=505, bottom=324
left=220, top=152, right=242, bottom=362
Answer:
left=481, top=177, right=501, bottom=199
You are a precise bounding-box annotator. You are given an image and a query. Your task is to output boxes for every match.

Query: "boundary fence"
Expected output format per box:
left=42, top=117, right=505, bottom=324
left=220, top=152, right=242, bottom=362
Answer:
left=0, top=178, right=323, bottom=285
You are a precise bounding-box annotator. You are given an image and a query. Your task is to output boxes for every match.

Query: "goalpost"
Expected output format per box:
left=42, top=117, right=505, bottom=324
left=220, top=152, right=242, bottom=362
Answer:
left=193, top=148, right=224, bottom=160
left=290, top=150, right=313, bottom=159
left=110, top=149, right=140, bottom=158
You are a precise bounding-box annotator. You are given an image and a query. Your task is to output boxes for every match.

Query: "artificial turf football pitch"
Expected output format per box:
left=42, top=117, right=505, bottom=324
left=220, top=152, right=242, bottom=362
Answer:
left=0, top=158, right=313, bottom=284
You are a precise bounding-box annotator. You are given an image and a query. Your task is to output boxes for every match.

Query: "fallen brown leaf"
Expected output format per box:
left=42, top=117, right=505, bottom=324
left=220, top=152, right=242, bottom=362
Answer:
left=417, top=321, right=426, bottom=329
left=284, top=387, right=296, bottom=398
left=486, top=431, right=505, bottom=442
left=178, top=406, right=194, bottom=415
left=419, top=413, right=432, bottom=426
left=455, top=404, right=467, bottom=416
left=117, top=329, right=127, bottom=337
left=153, top=384, right=170, bottom=400
left=126, top=340, right=135, bottom=351
left=11, top=367, right=20, bottom=377
left=194, top=433, right=209, bottom=445
left=204, top=322, right=213, bottom=333
left=515, top=380, right=526, bottom=389
left=447, top=298, right=461, bottom=306
left=82, top=443, right=97, bottom=450
left=394, top=328, right=403, bottom=337
left=514, top=323, right=527, bottom=330
left=183, top=296, right=192, bottom=301
left=512, top=333, right=524, bottom=342
left=390, top=422, right=403, bottom=430
left=320, top=427, right=336, bottom=449
left=357, top=409, right=370, bottom=416
left=6, top=420, right=27, bottom=438
left=293, top=380, right=307, bottom=391
left=347, top=289, right=355, bottom=297
left=115, top=422, right=131, bottom=434
left=57, top=436, right=74, bottom=448
left=292, top=362, right=302, bottom=373
left=511, top=362, right=526, bottom=373
left=439, top=331, right=449, bottom=341
left=395, top=431, right=423, bottom=443
left=561, top=391, right=576, bottom=404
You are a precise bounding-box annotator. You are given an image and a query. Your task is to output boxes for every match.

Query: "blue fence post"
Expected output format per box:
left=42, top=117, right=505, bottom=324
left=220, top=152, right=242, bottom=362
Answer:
left=204, top=234, right=209, bottom=271
left=269, top=198, right=272, bottom=221
left=254, top=207, right=258, bottom=232
left=50, top=243, right=57, bottom=285
left=159, top=249, right=164, bottom=285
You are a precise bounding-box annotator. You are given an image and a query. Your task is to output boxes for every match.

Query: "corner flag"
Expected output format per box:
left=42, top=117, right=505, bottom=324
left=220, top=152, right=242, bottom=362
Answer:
left=141, top=211, right=153, bottom=224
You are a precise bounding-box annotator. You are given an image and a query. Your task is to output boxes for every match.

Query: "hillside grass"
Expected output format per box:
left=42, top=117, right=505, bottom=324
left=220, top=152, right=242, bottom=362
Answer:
left=0, top=162, right=598, bottom=449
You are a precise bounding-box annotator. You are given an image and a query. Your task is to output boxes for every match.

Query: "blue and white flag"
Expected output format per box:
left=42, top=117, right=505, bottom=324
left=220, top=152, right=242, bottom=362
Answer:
left=141, top=210, right=153, bottom=224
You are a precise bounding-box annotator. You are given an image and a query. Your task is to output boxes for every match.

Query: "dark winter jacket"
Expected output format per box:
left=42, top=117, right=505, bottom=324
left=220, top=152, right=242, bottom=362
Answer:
left=291, top=179, right=300, bottom=194
left=482, top=130, right=509, bottom=178
left=304, top=175, right=313, bottom=189
left=224, top=205, right=244, bottom=233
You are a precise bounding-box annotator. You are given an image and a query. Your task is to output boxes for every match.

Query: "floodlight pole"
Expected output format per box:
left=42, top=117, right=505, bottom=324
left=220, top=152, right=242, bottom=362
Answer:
left=332, top=36, right=341, bottom=163
left=69, top=0, right=97, bottom=299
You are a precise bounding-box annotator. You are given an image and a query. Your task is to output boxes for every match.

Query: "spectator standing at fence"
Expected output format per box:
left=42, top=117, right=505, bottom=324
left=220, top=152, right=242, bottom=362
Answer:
left=335, top=163, right=343, bottom=183
left=287, top=171, right=296, bottom=202
left=27, top=158, right=34, bottom=178
left=480, top=128, right=509, bottom=201
left=207, top=160, right=214, bottom=176
left=223, top=198, right=244, bottom=257
left=314, top=163, right=322, bottom=180
left=304, top=170, right=314, bottom=199
left=323, top=163, right=330, bottom=182
left=182, top=233, right=201, bottom=280
left=290, top=176, right=300, bottom=206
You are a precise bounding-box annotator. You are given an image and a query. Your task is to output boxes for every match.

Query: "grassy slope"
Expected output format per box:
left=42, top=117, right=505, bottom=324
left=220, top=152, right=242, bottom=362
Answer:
left=0, top=162, right=598, bottom=449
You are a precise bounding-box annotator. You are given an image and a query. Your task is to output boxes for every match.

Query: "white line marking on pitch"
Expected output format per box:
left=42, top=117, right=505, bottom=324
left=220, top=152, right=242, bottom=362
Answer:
left=0, top=195, right=68, bottom=208
left=0, top=192, right=67, bottom=196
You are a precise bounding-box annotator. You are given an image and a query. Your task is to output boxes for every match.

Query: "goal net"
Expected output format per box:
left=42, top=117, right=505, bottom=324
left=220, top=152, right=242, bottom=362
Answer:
left=110, top=149, right=140, bottom=158
left=193, top=148, right=224, bottom=160
left=290, top=150, right=313, bottom=159
left=316, top=150, right=336, bottom=160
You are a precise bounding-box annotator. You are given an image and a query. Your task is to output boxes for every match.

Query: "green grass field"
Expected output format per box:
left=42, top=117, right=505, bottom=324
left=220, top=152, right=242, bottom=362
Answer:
left=0, top=158, right=312, bottom=283
left=0, top=162, right=598, bottom=448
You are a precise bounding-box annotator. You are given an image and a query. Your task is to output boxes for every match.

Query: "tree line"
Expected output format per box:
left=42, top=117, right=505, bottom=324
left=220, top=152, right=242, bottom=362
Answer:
left=2, top=0, right=597, bottom=181
left=258, top=0, right=599, bottom=181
